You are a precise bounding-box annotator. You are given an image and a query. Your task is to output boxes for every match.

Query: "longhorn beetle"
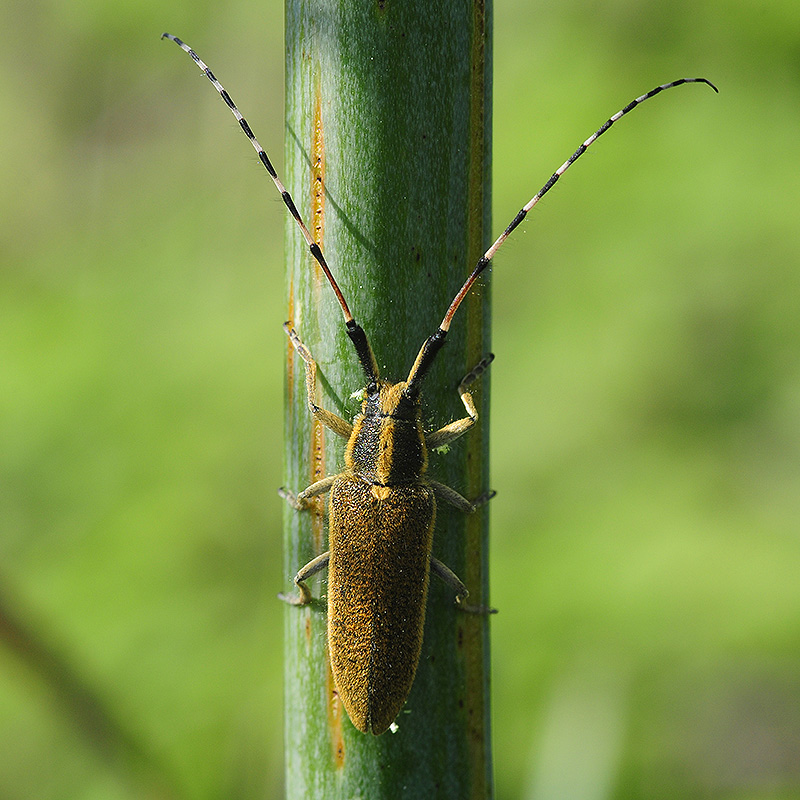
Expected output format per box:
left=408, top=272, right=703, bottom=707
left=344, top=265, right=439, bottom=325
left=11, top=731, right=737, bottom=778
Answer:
left=163, top=32, right=716, bottom=735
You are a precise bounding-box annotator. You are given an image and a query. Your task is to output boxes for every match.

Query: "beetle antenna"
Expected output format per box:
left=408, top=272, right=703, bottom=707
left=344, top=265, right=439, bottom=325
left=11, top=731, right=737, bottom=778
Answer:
left=440, top=78, right=718, bottom=332
left=406, top=77, right=717, bottom=393
left=162, top=33, right=379, bottom=383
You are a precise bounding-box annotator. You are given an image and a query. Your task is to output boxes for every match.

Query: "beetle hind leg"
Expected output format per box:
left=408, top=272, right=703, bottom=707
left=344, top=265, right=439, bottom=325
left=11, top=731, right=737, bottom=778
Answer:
left=278, top=551, right=330, bottom=606
left=430, top=557, right=497, bottom=615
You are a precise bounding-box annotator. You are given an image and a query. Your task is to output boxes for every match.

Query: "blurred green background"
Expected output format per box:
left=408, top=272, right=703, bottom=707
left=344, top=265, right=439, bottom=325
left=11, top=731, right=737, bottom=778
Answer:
left=2, top=0, right=799, bottom=798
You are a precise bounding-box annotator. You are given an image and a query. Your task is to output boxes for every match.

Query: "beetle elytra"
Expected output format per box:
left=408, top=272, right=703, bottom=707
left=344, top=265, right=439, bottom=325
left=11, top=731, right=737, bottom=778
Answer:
left=163, top=31, right=717, bottom=735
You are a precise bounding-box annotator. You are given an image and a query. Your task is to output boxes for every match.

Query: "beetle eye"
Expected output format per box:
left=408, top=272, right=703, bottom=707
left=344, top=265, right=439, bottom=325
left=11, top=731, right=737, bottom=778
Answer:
left=396, top=392, right=416, bottom=412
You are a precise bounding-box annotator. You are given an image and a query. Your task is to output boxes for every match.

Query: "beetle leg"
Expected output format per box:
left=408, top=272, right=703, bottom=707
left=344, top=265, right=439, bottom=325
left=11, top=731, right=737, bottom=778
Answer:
left=429, top=480, right=495, bottom=513
left=430, top=557, right=497, bottom=615
left=278, top=551, right=330, bottom=606
left=425, top=353, right=494, bottom=449
left=285, top=323, right=353, bottom=440
left=279, top=474, right=338, bottom=510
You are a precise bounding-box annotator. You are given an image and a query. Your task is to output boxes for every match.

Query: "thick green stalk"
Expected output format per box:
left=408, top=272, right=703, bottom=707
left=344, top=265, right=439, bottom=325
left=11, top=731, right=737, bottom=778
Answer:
left=283, top=1, right=492, bottom=797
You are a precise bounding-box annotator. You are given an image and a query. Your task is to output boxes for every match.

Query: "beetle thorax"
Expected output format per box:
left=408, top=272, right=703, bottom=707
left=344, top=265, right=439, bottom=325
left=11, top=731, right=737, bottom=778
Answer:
left=345, top=380, right=428, bottom=486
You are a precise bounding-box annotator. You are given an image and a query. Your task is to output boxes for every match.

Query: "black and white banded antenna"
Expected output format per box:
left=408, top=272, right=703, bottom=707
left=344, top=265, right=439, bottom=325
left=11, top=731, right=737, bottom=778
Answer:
left=162, top=32, right=716, bottom=390
left=437, top=77, right=719, bottom=335
left=162, top=32, right=379, bottom=383
left=405, top=76, right=717, bottom=390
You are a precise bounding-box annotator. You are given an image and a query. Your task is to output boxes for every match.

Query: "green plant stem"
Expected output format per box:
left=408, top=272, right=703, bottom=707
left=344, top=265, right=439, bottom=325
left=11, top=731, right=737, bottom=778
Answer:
left=283, top=1, right=492, bottom=797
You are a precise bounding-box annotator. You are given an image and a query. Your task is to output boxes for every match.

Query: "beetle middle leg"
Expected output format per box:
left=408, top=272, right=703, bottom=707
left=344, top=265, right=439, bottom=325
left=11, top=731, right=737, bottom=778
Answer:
left=279, top=473, right=338, bottom=510
left=429, top=480, right=496, bottom=513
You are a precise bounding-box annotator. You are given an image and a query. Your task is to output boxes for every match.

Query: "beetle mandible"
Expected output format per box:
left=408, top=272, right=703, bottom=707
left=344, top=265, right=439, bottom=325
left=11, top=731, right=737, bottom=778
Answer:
left=162, top=31, right=717, bottom=735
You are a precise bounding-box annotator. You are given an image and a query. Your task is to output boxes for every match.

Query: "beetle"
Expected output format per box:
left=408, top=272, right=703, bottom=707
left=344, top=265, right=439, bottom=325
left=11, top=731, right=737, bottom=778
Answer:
left=162, top=31, right=716, bottom=735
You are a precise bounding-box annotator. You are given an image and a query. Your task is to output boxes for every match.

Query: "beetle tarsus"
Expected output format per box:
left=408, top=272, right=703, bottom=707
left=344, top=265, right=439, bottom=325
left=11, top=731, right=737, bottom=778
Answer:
left=278, top=580, right=313, bottom=606
left=278, top=486, right=308, bottom=510
left=455, top=594, right=498, bottom=615
left=471, top=489, right=497, bottom=509
left=459, top=353, right=495, bottom=391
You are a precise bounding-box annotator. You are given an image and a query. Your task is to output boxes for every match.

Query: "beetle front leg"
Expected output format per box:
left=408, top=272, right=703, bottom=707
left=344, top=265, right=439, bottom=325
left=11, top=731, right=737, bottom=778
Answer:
left=425, top=353, right=494, bottom=450
left=284, top=323, right=353, bottom=440
left=430, top=557, right=497, bottom=615
left=278, top=551, right=330, bottom=606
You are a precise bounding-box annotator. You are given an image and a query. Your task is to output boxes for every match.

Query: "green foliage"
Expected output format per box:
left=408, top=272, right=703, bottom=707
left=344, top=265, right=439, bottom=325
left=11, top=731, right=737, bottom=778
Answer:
left=1, top=1, right=800, bottom=799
